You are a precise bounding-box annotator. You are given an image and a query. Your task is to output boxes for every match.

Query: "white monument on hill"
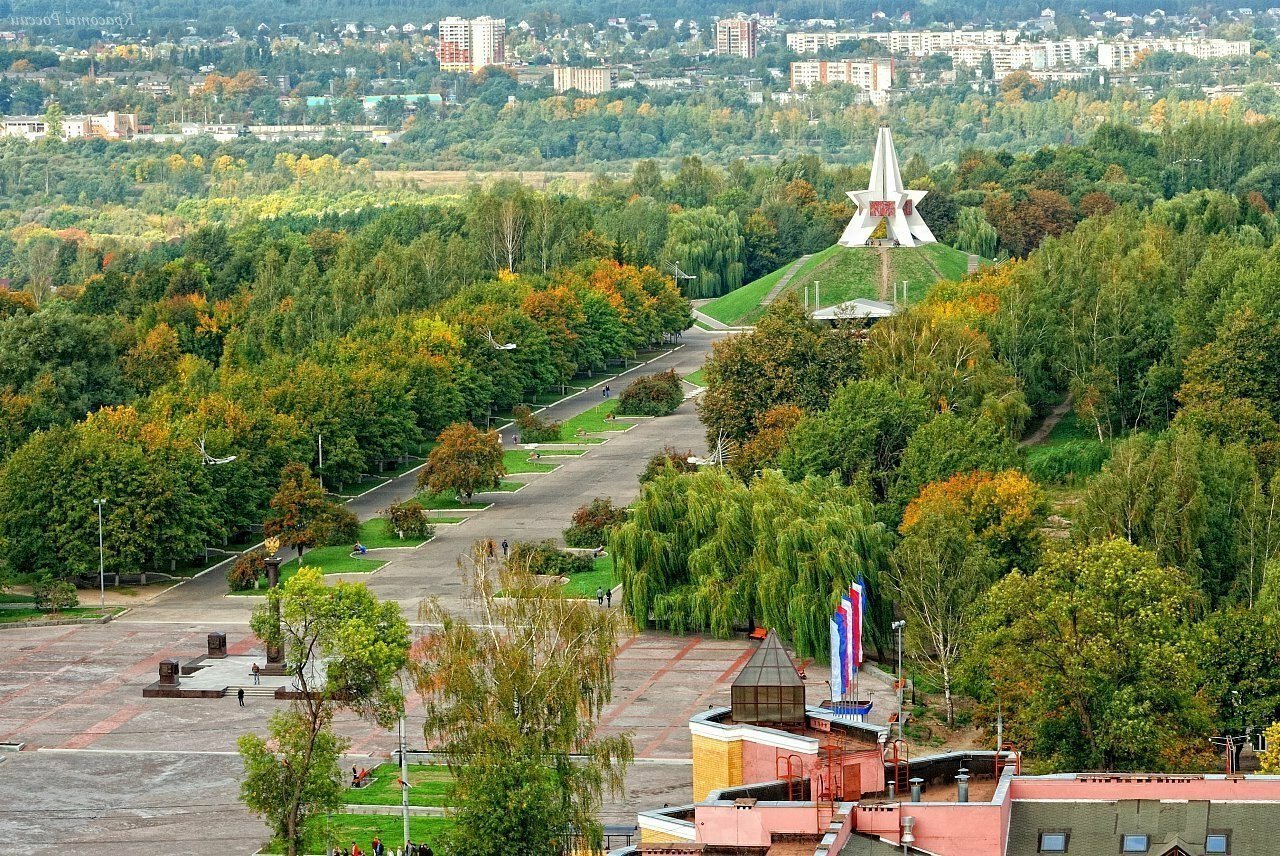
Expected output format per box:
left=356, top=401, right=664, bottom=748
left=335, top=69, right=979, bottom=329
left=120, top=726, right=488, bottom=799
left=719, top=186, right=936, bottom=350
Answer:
left=839, top=126, right=936, bottom=248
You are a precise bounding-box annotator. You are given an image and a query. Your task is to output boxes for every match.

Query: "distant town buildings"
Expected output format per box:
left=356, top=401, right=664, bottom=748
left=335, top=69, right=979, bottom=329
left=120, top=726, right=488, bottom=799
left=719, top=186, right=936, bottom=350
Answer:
left=437, top=16, right=506, bottom=73
left=715, top=16, right=759, bottom=59
left=1, top=111, right=136, bottom=141
left=1097, top=36, right=1251, bottom=68
left=790, top=59, right=894, bottom=104
left=552, top=66, right=618, bottom=95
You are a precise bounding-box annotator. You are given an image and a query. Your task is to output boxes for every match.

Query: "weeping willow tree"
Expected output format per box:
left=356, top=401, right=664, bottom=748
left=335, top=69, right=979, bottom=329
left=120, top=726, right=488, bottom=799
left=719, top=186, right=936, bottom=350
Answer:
left=611, top=468, right=893, bottom=660
left=661, top=207, right=745, bottom=298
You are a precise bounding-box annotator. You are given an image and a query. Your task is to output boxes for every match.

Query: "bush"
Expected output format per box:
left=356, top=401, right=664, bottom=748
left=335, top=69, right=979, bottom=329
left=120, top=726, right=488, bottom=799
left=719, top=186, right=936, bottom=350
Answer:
left=513, top=405, right=562, bottom=443
left=315, top=504, right=360, bottom=546
left=508, top=540, right=593, bottom=577
left=564, top=497, right=628, bottom=547
left=1026, top=440, right=1111, bottom=484
left=640, top=445, right=699, bottom=483
left=383, top=500, right=435, bottom=540
left=228, top=548, right=267, bottom=592
left=33, top=575, right=78, bottom=612
left=617, top=369, right=683, bottom=416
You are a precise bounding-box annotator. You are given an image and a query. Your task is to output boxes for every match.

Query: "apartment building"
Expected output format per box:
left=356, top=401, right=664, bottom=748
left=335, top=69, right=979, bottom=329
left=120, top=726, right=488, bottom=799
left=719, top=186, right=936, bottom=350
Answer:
left=437, top=16, right=506, bottom=73
left=551, top=66, right=618, bottom=95
left=1097, top=37, right=1250, bottom=69
left=716, top=16, right=759, bottom=58
left=786, top=29, right=1018, bottom=55
left=790, top=59, right=894, bottom=104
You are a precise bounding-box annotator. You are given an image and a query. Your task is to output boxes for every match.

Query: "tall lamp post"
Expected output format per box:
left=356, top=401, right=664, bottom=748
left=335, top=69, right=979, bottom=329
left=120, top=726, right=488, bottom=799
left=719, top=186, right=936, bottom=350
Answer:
left=263, top=536, right=284, bottom=669
left=93, top=498, right=107, bottom=609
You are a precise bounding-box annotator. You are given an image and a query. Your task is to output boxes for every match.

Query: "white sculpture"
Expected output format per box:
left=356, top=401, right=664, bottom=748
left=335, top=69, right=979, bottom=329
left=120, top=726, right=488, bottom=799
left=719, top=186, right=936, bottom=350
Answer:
left=839, top=126, right=936, bottom=248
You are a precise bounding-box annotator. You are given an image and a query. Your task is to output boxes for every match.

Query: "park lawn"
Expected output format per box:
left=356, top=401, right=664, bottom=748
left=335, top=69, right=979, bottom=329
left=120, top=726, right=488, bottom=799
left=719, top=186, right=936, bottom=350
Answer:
left=228, top=548, right=388, bottom=595
left=790, top=246, right=880, bottom=307
left=359, top=518, right=430, bottom=550
left=503, top=450, right=557, bottom=474
left=561, top=555, right=618, bottom=599
left=740, top=245, right=844, bottom=324
left=888, top=249, right=948, bottom=303
left=521, top=447, right=585, bottom=456
left=262, top=814, right=453, bottom=854
left=0, top=593, right=35, bottom=603
left=558, top=400, right=626, bottom=440
left=346, top=764, right=453, bottom=808
left=0, top=607, right=121, bottom=623
left=417, top=491, right=485, bottom=511
left=701, top=265, right=788, bottom=325
left=684, top=368, right=707, bottom=387
left=923, top=242, right=976, bottom=281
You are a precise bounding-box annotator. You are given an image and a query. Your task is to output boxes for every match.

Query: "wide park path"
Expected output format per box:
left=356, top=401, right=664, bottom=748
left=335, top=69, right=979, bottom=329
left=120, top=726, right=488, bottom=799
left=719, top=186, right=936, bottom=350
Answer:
left=119, top=328, right=721, bottom=625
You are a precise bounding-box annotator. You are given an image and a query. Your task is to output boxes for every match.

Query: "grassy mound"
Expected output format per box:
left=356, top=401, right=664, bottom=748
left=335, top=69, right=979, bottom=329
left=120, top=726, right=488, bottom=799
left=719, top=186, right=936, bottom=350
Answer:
left=703, top=243, right=981, bottom=326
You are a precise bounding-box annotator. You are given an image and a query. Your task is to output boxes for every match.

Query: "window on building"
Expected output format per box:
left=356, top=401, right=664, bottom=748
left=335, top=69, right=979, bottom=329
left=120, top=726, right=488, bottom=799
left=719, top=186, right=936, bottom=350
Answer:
left=1038, top=831, right=1069, bottom=852
left=1121, top=834, right=1149, bottom=852
left=1205, top=833, right=1230, bottom=854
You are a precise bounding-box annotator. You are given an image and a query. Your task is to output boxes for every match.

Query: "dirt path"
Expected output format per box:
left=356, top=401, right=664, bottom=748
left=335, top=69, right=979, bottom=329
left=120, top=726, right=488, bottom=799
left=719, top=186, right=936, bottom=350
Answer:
left=1020, top=394, right=1074, bottom=447
left=878, top=247, right=891, bottom=300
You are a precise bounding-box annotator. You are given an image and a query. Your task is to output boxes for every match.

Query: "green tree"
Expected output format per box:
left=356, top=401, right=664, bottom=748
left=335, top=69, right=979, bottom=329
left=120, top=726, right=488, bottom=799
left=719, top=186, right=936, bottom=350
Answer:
left=613, top=468, right=893, bottom=658
left=661, top=206, right=744, bottom=299
left=890, top=509, right=998, bottom=726
left=418, top=422, right=505, bottom=503
left=968, top=539, right=1210, bottom=771
left=888, top=411, right=1021, bottom=518
left=265, top=463, right=331, bottom=557
left=241, top=567, right=410, bottom=856
left=43, top=101, right=63, bottom=139
left=953, top=206, right=998, bottom=258
left=415, top=543, right=632, bottom=856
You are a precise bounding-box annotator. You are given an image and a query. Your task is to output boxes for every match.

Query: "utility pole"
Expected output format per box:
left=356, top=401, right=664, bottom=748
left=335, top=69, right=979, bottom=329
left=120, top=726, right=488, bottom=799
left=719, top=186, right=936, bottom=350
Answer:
left=93, top=498, right=107, bottom=608
left=814, top=280, right=820, bottom=310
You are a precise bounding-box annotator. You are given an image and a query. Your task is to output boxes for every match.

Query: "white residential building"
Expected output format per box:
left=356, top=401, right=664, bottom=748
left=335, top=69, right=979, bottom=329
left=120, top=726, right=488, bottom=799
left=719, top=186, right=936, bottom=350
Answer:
left=437, top=16, right=506, bottom=73
left=552, top=66, right=618, bottom=94
left=1097, top=37, right=1250, bottom=69
left=789, top=59, right=894, bottom=105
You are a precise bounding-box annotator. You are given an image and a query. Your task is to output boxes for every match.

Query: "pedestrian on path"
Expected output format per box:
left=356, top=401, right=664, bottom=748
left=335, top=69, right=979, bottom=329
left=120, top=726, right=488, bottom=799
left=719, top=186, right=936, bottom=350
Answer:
left=603, top=384, right=611, bottom=398
left=596, top=587, right=604, bottom=606
left=237, top=687, right=245, bottom=707
left=501, top=539, right=509, bottom=558
left=251, top=663, right=260, bottom=685
left=606, top=588, right=612, bottom=607
left=487, top=540, right=495, bottom=558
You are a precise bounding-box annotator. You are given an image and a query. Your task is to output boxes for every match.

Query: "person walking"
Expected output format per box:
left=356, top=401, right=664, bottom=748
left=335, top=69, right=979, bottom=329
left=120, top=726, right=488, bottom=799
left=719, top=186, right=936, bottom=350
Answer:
left=501, top=539, right=509, bottom=558
left=606, top=588, right=613, bottom=608
left=237, top=687, right=245, bottom=707
left=603, top=384, right=611, bottom=398
left=487, top=540, right=495, bottom=558
left=251, top=663, right=260, bottom=685
left=371, top=836, right=384, bottom=856
left=596, top=587, right=604, bottom=606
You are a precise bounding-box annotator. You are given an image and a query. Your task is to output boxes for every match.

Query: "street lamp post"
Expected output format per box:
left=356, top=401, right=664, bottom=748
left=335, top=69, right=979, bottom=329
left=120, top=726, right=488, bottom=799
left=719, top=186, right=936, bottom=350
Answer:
left=93, top=498, right=106, bottom=608
left=892, top=619, right=906, bottom=741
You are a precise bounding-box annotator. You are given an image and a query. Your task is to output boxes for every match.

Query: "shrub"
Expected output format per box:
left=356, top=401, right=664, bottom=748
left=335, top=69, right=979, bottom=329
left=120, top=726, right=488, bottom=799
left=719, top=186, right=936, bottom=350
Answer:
left=640, top=445, right=699, bottom=483
left=564, top=497, right=628, bottom=547
left=33, top=575, right=78, bottom=612
left=508, top=540, right=593, bottom=577
left=315, top=504, right=360, bottom=546
left=383, top=500, right=435, bottom=540
left=617, top=369, right=683, bottom=416
left=228, top=548, right=267, bottom=592
left=513, top=405, right=563, bottom=443
left=1026, top=440, right=1111, bottom=485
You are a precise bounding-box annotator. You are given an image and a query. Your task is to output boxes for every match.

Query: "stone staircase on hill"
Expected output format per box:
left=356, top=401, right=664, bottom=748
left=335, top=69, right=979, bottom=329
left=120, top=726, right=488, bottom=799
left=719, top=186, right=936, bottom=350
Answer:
left=761, top=254, right=814, bottom=306
left=226, top=684, right=279, bottom=699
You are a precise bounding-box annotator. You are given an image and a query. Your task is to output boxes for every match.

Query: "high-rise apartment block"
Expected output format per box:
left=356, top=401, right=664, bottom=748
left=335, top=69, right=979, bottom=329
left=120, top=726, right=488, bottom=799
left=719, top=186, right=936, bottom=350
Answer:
left=437, top=16, right=507, bottom=73
left=715, top=17, right=759, bottom=58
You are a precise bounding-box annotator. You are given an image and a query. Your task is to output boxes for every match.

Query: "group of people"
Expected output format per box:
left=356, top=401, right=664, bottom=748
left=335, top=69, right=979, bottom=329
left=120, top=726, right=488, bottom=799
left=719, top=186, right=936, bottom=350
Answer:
left=332, top=839, right=433, bottom=856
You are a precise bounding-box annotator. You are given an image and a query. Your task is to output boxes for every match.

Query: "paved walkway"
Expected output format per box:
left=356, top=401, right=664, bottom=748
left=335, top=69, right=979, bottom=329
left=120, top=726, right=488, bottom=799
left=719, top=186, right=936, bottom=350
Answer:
left=120, top=329, right=721, bottom=625
left=762, top=253, right=813, bottom=306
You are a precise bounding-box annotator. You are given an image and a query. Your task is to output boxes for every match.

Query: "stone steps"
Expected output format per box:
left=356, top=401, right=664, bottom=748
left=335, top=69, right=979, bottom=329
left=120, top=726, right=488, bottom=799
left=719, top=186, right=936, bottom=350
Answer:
left=762, top=253, right=814, bottom=306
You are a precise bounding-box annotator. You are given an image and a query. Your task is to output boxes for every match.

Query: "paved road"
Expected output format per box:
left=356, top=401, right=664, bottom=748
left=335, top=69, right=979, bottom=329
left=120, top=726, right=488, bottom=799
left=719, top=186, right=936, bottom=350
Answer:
left=120, top=329, right=723, bottom=625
